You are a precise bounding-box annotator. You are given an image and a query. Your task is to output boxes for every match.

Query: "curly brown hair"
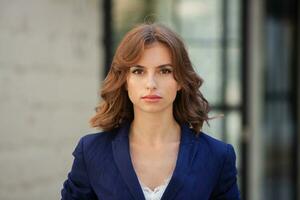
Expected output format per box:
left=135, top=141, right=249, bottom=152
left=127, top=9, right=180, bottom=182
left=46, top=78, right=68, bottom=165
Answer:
left=90, top=23, right=210, bottom=133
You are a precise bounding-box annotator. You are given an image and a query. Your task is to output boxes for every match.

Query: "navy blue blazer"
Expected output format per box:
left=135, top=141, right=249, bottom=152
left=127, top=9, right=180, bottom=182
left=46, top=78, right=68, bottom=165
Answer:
left=61, top=122, right=240, bottom=200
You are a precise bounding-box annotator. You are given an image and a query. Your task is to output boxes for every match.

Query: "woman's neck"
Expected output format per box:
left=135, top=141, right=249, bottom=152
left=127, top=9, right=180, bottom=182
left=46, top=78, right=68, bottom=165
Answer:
left=129, top=111, right=181, bottom=146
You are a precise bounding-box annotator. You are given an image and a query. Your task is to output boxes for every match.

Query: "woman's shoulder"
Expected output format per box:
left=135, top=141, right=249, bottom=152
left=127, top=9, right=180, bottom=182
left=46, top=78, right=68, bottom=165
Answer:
left=76, top=128, right=119, bottom=156
left=80, top=129, right=116, bottom=144
left=196, top=132, right=239, bottom=199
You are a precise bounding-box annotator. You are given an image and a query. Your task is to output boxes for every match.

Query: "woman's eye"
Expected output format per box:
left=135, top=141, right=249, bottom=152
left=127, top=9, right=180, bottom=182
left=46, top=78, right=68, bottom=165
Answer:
left=160, top=68, right=172, bottom=74
left=131, top=69, right=144, bottom=74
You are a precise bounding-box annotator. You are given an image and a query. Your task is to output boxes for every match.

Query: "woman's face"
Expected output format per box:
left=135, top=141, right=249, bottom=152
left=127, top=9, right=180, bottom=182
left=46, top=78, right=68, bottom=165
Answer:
left=126, top=42, right=181, bottom=114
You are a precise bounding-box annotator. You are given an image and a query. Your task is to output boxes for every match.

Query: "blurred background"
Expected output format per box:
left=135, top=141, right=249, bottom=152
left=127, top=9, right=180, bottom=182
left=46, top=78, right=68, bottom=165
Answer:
left=0, top=0, right=299, bottom=199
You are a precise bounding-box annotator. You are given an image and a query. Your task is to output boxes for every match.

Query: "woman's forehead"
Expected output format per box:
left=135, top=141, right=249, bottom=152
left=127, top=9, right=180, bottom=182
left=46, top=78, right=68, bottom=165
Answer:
left=135, top=42, right=172, bottom=66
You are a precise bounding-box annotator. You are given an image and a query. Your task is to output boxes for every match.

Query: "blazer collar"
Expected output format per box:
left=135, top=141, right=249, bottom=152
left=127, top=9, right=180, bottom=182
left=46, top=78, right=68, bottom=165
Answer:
left=112, top=121, right=199, bottom=200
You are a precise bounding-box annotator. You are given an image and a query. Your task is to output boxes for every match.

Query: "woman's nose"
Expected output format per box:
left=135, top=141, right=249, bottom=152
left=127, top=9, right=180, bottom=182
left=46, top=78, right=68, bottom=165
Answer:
left=145, top=74, right=157, bottom=90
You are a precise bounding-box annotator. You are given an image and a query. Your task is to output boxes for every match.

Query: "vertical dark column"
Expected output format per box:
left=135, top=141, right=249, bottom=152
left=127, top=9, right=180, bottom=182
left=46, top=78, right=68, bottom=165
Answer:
left=221, top=0, right=228, bottom=141
left=265, top=0, right=297, bottom=198
left=292, top=1, right=299, bottom=199
left=103, top=0, right=113, bottom=77
left=297, top=1, right=300, bottom=198
left=241, top=0, right=249, bottom=199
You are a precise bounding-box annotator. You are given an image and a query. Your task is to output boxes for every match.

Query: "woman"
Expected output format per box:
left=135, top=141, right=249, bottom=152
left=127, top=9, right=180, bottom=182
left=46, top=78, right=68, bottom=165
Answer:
left=61, top=23, right=240, bottom=200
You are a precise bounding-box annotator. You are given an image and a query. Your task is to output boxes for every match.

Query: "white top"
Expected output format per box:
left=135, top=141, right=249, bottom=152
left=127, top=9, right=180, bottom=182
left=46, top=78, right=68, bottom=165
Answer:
left=138, top=176, right=171, bottom=200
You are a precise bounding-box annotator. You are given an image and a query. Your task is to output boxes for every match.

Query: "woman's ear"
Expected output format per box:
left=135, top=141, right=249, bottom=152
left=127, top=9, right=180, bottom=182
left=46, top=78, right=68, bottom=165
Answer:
left=177, top=84, right=182, bottom=91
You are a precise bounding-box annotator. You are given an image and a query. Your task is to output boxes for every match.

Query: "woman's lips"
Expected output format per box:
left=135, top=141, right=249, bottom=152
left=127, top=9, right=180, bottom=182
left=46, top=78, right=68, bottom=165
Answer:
left=141, top=95, right=162, bottom=102
left=141, top=95, right=162, bottom=99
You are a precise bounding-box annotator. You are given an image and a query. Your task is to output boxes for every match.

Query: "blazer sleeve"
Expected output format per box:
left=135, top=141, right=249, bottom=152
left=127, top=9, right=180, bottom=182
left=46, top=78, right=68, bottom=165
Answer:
left=211, top=144, right=240, bottom=200
left=61, top=137, right=97, bottom=200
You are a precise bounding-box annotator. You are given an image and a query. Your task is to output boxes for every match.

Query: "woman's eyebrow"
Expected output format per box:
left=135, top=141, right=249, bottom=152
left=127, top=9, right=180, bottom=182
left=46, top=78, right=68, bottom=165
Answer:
left=133, top=64, right=173, bottom=68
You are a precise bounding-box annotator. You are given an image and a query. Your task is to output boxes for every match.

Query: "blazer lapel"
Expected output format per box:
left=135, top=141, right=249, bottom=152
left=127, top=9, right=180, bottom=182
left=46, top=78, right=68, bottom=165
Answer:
left=112, top=122, right=199, bottom=200
left=161, top=123, right=199, bottom=200
left=112, top=122, right=145, bottom=200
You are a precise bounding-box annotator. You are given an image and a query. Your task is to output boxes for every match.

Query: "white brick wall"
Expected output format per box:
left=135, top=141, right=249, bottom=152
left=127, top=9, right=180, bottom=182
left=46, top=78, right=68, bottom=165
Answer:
left=0, top=0, right=103, bottom=199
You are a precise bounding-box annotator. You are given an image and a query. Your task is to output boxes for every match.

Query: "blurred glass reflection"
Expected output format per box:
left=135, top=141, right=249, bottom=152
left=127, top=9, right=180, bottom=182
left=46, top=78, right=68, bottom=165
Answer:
left=110, top=0, right=299, bottom=199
